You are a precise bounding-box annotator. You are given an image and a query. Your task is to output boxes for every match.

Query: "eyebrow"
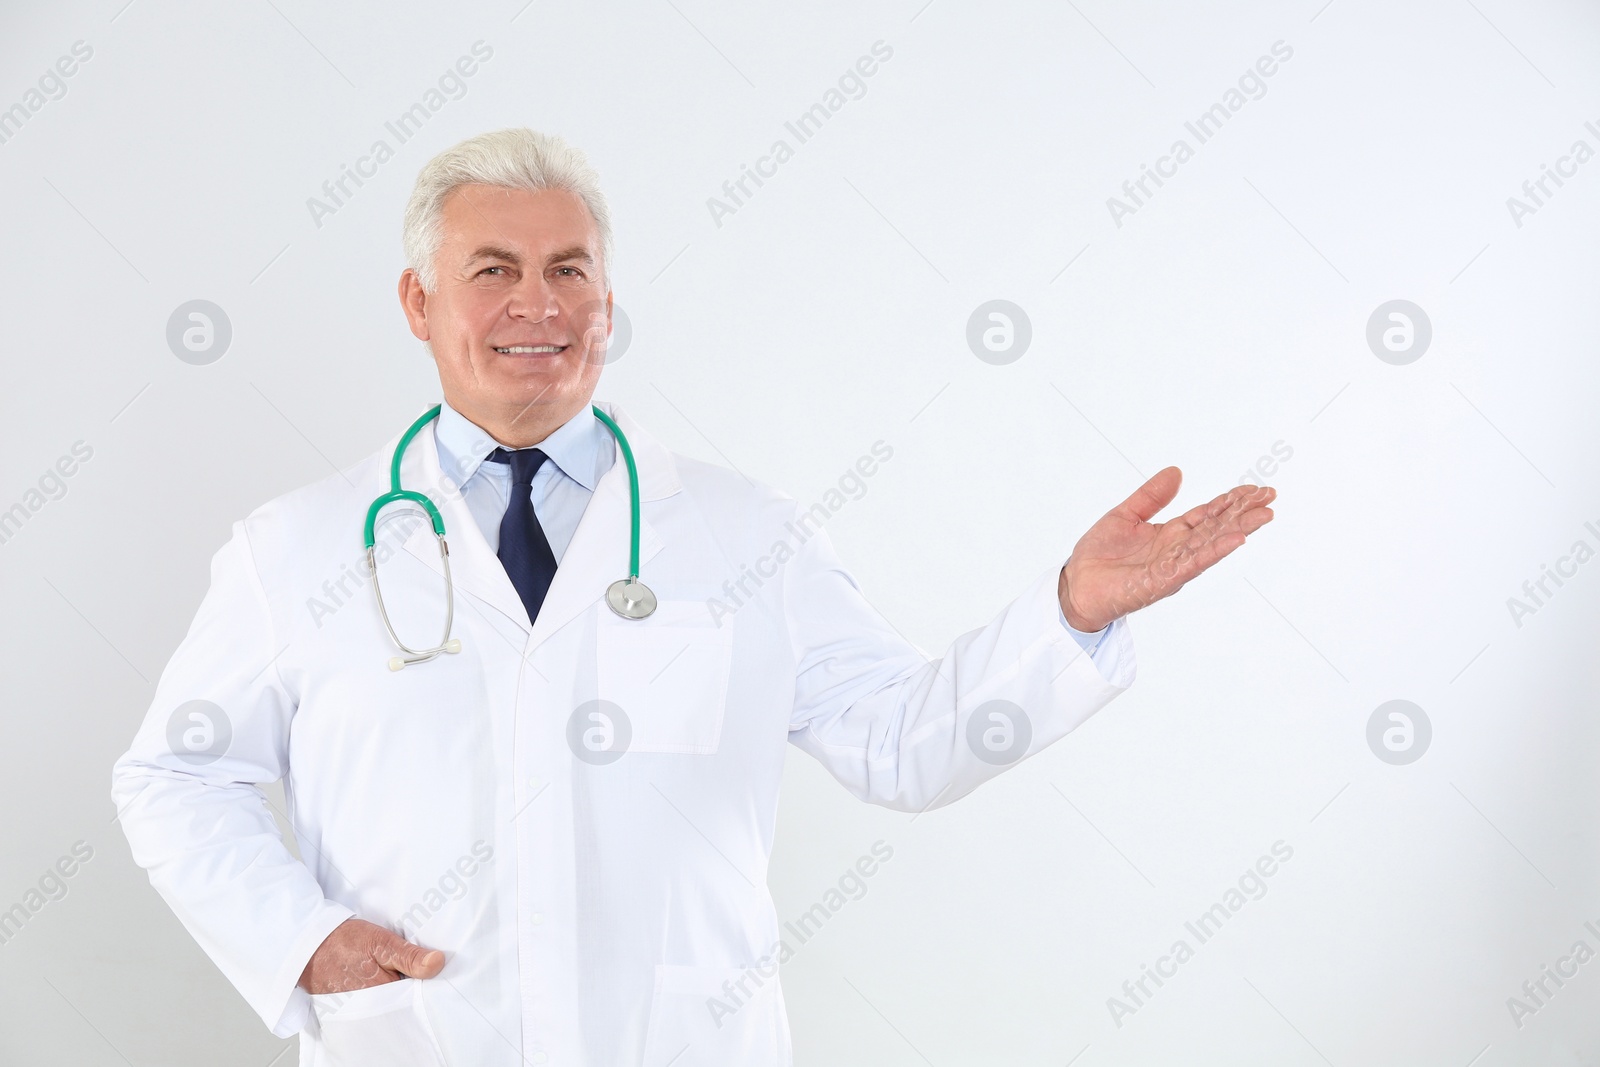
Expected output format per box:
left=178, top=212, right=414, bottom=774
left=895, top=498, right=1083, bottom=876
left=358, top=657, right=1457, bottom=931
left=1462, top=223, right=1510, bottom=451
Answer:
left=545, top=246, right=595, bottom=268
left=465, top=244, right=521, bottom=265
left=465, top=244, right=596, bottom=269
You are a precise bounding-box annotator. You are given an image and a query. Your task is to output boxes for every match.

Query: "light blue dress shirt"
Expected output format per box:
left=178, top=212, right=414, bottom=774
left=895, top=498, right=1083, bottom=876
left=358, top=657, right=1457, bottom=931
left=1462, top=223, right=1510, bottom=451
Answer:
left=432, top=400, right=1116, bottom=659
left=434, top=399, right=614, bottom=563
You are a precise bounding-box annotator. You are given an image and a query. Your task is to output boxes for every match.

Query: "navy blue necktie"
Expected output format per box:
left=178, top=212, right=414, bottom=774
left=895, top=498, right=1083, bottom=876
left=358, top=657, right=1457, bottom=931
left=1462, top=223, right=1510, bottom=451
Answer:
left=486, top=447, right=559, bottom=623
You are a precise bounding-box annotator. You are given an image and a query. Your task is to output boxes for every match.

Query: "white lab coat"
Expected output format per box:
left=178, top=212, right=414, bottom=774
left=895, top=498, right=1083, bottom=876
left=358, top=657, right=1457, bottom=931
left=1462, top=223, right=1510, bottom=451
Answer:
left=111, top=403, right=1135, bottom=1066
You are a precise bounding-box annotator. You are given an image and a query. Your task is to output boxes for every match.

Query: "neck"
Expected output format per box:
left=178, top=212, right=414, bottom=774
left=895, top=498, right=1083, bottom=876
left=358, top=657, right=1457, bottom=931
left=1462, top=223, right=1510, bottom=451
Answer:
left=449, top=394, right=591, bottom=449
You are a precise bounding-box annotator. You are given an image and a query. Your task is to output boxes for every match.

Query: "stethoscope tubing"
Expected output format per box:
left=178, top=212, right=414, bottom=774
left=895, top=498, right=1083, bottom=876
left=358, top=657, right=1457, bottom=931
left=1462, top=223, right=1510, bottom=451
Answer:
left=365, top=403, right=653, bottom=670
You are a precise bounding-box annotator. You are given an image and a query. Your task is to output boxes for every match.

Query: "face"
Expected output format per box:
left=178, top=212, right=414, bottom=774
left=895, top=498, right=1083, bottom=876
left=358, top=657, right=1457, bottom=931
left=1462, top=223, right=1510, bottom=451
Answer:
left=400, top=183, right=611, bottom=443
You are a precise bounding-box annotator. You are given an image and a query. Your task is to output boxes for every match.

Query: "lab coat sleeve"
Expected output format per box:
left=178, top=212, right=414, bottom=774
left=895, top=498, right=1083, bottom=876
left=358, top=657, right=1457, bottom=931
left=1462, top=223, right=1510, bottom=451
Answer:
left=110, top=520, right=354, bottom=1038
left=784, top=520, right=1136, bottom=811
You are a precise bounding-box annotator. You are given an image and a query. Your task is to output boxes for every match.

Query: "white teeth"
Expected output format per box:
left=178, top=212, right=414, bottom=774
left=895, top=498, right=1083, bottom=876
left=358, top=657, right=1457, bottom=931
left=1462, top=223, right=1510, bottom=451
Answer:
left=495, top=345, right=563, bottom=353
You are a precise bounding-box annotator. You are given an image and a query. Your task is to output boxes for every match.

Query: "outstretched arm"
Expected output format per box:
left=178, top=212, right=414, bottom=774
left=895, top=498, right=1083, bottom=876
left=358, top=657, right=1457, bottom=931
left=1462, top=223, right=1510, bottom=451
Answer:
left=786, top=471, right=1276, bottom=812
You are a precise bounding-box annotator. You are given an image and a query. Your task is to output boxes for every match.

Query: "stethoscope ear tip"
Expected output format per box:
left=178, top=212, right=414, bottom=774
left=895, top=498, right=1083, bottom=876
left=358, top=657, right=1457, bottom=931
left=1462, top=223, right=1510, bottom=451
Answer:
left=445, top=639, right=462, bottom=653
left=387, top=657, right=406, bottom=672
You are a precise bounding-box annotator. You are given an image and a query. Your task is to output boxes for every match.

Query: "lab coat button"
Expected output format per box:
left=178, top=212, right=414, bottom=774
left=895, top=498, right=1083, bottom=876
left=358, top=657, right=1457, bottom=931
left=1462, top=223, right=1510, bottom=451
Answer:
left=530, top=911, right=544, bottom=925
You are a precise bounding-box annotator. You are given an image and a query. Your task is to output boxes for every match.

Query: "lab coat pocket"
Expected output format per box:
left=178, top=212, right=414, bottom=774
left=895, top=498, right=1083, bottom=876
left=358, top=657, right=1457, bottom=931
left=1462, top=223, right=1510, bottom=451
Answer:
left=597, top=600, right=733, bottom=754
left=307, top=978, right=446, bottom=1067
left=640, top=964, right=785, bottom=1067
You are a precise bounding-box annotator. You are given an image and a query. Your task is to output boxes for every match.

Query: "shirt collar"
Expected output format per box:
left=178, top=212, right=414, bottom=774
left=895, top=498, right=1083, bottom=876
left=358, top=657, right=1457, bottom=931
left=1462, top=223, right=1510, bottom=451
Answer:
left=434, top=399, right=611, bottom=492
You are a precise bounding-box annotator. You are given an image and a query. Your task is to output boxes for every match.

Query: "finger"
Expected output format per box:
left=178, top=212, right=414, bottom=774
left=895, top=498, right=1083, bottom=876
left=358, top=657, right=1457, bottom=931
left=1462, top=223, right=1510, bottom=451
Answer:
left=1172, top=483, right=1275, bottom=531
left=1232, top=483, right=1276, bottom=512
left=1202, top=489, right=1276, bottom=541
left=1198, top=513, right=1272, bottom=566
left=370, top=928, right=446, bottom=980
left=1166, top=505, right=1275, bottom=582
left=1112, top=466, right=1182, bottom=523
left=1183, top=497, right=1275, bottom=561
left=1240, top=504, right=1275, bottom=535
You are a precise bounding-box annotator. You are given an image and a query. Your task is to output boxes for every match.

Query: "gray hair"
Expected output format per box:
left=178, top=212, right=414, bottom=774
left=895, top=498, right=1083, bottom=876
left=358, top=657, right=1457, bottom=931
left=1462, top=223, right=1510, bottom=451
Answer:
left=402, top=128, right=613, bottom=293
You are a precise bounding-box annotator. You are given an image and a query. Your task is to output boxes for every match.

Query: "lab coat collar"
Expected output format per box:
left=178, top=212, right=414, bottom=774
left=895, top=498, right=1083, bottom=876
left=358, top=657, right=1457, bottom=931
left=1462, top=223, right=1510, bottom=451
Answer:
left=395, top=400, right=676, bottom=641
left=592, top=400, right=680, bottom=503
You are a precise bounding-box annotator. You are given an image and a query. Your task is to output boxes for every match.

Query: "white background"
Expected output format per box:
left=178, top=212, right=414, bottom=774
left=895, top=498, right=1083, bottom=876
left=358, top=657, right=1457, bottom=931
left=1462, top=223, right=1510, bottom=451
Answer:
left=2, top=0, right=1598, bottom=1063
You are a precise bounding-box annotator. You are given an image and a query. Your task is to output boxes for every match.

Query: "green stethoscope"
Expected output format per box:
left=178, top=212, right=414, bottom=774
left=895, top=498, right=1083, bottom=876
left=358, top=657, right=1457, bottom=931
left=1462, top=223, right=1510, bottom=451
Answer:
left=364, top=403, right=657, bottom=671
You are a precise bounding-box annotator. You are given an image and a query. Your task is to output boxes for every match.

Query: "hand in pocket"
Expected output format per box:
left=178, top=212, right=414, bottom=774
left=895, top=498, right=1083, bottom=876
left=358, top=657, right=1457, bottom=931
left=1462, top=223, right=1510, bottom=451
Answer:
left=298, top=917, right=445, bottom=994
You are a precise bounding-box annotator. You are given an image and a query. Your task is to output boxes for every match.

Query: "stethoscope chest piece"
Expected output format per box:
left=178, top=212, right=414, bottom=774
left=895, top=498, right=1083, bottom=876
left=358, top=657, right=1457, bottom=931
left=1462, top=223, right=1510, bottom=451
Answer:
left=606, top=578, right=657, bottom=620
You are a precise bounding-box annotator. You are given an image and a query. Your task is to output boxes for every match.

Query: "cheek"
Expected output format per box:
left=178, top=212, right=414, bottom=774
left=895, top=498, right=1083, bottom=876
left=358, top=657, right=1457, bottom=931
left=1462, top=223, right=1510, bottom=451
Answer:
left=466, top=298, right=509, bottom=340
left=566, top=302, right=612, bottom=351
left=437, top=291, right=502, bottom=342
left=560, top=286, right=607, bottom=321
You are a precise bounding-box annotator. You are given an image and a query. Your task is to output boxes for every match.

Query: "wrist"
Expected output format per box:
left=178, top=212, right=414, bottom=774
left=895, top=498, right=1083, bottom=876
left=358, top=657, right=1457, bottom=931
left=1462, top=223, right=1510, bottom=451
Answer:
left=1058, top=562, right=1104, bottom=632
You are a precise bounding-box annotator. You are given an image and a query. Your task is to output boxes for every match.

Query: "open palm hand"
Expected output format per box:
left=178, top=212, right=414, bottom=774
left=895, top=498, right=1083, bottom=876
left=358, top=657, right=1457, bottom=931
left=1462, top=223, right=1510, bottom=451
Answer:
left=1058, top=467, right=1276, bottom=633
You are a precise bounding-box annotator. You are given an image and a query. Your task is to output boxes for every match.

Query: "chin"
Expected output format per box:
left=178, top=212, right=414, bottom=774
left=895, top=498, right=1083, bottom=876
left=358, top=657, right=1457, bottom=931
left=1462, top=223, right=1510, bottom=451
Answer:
left=501, top=370, right=583, bottom=406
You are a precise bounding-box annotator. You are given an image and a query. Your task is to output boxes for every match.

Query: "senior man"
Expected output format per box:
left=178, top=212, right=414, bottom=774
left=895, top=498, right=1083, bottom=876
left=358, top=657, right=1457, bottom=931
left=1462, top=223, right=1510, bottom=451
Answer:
left=113, top=128, right=1274, bottom=1066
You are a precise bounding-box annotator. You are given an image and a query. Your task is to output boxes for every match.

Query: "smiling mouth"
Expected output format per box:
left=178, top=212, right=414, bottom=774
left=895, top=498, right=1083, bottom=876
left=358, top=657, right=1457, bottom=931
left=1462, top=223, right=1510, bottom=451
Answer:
left=493, top=344, right=568, bottom=354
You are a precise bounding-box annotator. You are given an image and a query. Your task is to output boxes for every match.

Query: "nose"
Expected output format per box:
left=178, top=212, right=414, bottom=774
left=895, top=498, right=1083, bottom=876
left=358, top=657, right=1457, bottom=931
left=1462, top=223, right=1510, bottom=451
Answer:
left=506, top=271, right=560, bottom=323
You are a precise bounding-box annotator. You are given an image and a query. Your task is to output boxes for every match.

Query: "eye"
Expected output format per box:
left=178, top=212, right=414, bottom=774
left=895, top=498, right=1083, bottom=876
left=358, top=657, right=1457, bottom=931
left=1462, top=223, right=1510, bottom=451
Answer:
left=478, top=266, right=507, bottom=277
left=555, top=266, right=584, bottom=278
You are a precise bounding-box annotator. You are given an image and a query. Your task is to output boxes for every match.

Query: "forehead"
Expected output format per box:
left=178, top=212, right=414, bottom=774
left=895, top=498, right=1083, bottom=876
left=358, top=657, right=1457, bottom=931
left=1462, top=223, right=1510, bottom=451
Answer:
left=436, top=183, right=598, bottom=251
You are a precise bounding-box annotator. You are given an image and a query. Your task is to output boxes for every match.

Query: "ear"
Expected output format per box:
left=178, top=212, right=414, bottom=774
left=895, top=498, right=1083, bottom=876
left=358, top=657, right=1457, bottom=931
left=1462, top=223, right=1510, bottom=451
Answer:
left=399, top=269, right=431, bottom=342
